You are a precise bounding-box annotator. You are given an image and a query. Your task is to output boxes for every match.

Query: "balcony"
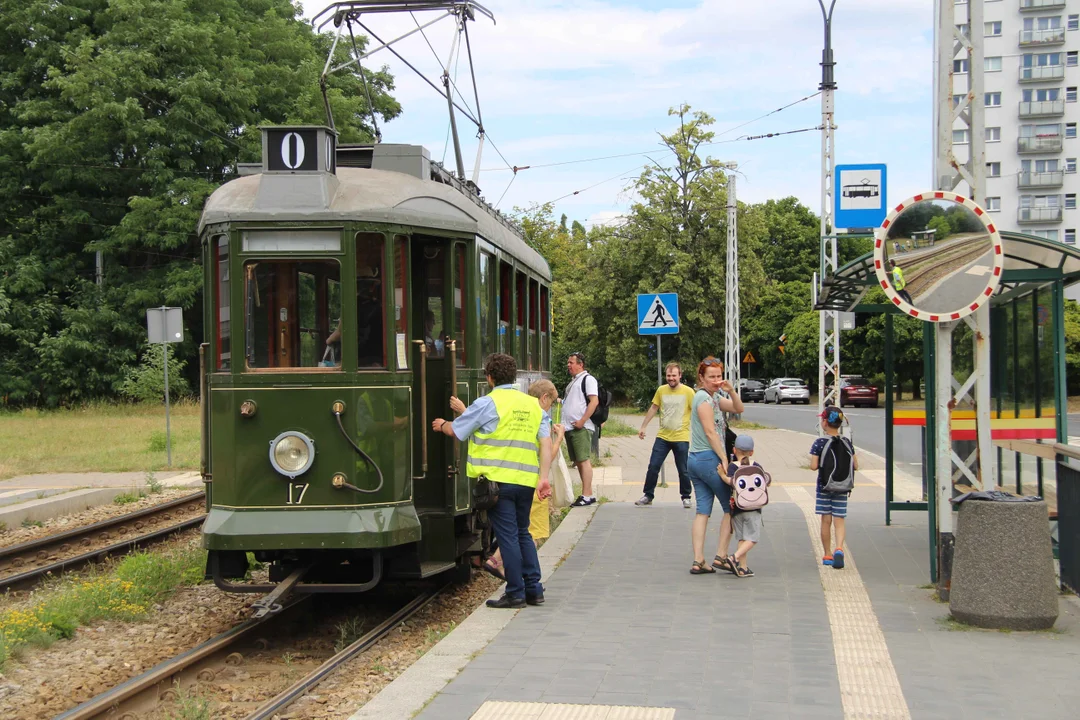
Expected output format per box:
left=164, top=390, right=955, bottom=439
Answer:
left=1019, top=64, right=1066, bottom=82
left=1018, top=206, right=1063, bottom=223
left=1018, top=135, right=1064, bottom=152
left=1019, top=100, right=1066, bottom=118
left=1020, top=0, right=1067, bottom=10
left=1018, top=171, right=1065, bottom=188
left=1019, top=28, right=1066, bottom=46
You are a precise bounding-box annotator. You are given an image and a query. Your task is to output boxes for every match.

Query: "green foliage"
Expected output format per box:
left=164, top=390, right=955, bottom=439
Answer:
left=0, top=0, right=400, bottom=407
left=118, top=345, right=192, bottom=402
left=114, top=490, right=146, bottom=504
left=598, top=416, right=636, bottom=437
left=927, top=214, right=952, bottom=241
left=1064, top=299, right=1080, bottom=394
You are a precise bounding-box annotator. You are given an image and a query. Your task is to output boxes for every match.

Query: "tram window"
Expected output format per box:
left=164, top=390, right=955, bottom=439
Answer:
left=540, top=285, right=550, bottom=371
left=454, top=244, right=467, bottom=366
left=422, top=245, right=447, bottom=359
left=243, top=259, right=341, bottom=370
left=213, top=235, right=231, bottom=371
left=354, top=234, right=386, bottom=368
left=393, top=236, right=408, bottom=369
left=499, top=261, right=512, bottom=354
left=515, top=271, right=526, bottom=364
left=479, top=251, right=495, bottom=360
left=528, top=278, right=538, bottom=370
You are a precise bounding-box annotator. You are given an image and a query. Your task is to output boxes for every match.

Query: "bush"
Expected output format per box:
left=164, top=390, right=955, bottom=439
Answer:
left=117, top=345, right=192, bottom=403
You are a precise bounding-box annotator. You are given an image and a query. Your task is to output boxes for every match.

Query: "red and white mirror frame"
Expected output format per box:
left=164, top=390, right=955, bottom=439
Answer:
left=873, top=190, right=1004, bottom=323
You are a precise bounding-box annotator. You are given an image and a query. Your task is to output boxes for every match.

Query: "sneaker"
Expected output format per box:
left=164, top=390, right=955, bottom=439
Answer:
left=486, top=594, right=526, bottom=609
left=822, top=555, right=834, bottom=566
left=525, top=591, right=545, bottom=606
left=832, top=549, right=845, bottom=570
left=635, top=494, right=653, bottom=506
left=682, top=497, right=692, bottom=509
left=571, top=496, right=597, bottom=507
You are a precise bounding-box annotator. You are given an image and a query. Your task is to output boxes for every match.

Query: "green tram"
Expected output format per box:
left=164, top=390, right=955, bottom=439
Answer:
left=198, top=126, right=552, bottom=597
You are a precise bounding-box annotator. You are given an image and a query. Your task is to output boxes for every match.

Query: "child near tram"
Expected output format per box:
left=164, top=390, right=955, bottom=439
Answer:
left=809, top=406, right=858, bottom=569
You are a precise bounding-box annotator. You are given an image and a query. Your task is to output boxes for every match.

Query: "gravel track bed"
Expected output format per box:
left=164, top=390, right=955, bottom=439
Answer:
left=0, top=488, right=198, bottom=549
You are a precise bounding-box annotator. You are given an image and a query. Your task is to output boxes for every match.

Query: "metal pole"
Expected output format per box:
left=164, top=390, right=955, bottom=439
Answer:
left=95, top=251, right=103, bottom=287
left=162, top=307, right=172, bottom=467
left=935, top=321, right=955, bottom=599
left=725, top=168, right=740, bottom=414
left=817, top=0, right=839, bottom=424
left=658, top=336, right=666, bottom=488
left=885, top=311, right=894, bottom=525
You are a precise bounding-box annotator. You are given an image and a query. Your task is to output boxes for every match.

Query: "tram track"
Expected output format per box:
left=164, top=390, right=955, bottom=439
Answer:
left=0, top=491, right=206, bottom=592
left=55, top=585, right=445, bottom=720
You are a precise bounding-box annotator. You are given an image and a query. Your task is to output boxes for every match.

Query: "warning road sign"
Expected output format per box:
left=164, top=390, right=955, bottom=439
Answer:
left=637, top=293, right=679, bottom=335
left=743, top=351, right=756, bottom=364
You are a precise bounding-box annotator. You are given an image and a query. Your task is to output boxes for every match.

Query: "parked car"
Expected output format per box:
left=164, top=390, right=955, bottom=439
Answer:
left=740, top=379, right=766, bottom=403
left=839, top=376, right=878, bottom=408
left=764, top=378, right=810, bottom=404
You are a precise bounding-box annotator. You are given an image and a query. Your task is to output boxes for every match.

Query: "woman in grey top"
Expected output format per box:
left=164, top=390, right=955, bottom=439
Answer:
left=686, top=356, right=744, bottom=573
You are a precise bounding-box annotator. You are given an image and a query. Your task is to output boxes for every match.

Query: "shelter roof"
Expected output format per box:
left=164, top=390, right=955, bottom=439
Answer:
left=814, top=231, right=1080, bottom=311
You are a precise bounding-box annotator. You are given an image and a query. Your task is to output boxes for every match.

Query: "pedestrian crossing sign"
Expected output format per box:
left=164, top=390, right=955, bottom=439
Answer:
left=743, top=351, right=756, bottom=364
left=637, top=293, right=679, bottom=335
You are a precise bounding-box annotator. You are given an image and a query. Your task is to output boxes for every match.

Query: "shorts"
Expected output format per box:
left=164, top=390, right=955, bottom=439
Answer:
left=687, top=449, right=731, bottom=516
left=815, top=488, right=849, bottom=518
left=566, top=428, right=594, bottom=464
left=733, top=511, right=762, bottom=543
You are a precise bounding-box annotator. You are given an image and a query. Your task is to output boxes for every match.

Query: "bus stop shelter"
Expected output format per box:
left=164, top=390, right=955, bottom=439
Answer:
left=815, top=231, right=1080, bottom=586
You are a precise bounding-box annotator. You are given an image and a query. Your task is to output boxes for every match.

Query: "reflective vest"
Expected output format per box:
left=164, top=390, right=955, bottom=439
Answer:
left=892, top=265, right=907, bottom=291
left=466, top=388, right=542, bottom=488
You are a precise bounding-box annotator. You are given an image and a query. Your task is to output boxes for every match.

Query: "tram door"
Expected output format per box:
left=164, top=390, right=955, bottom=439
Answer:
left=411, top=238, right=451, bottom=510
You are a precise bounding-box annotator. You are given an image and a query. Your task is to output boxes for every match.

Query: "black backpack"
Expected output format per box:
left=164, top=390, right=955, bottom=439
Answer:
left=819, top=436, right=855, bottom=494
left=581, top=372, right=613, bottom=425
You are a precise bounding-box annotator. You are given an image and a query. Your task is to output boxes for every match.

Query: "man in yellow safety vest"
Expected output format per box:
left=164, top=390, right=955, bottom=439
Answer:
left=888, top=259, right=914, bottom=305
left=432, top=353, right=552, bottom=608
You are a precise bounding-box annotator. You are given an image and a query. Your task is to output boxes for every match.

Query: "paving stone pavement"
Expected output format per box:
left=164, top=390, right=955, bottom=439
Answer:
left=408, top=417, right=1080, bottom=720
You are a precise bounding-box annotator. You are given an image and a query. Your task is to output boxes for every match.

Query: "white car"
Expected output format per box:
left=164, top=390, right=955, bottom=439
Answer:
left=764, top=378, right=810, bottom=405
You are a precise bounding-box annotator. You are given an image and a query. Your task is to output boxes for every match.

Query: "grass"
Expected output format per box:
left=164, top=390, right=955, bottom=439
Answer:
left=114, top=490, right=147, bottom=505
left=0, top=399, right=200, bottom=480
left=599, top=416, right=636, bottom=438
left=334, top=616, right=367, bottom=653
left=729, top=419, right=773, bottom=431
left=168, top=684, right=214, bottom=720
left=0, top=543, right=206, bottom=671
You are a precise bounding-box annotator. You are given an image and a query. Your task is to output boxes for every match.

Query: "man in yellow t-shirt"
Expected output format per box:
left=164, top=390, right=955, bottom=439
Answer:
left=636, top=362, right=697, bottom=508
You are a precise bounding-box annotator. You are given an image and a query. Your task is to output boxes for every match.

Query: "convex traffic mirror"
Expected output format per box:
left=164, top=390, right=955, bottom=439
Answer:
left=874, top=191, right=1003, bottom=322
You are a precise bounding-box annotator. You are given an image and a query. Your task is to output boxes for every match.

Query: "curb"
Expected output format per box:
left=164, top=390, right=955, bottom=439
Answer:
left=348, top=504, right=600, bottom=720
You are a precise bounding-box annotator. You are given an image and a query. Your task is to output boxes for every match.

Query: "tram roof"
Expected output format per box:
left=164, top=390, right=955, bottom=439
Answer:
left=198, top=166, right=551, bottom=280
left=814, top=230, right=1080, bottom=311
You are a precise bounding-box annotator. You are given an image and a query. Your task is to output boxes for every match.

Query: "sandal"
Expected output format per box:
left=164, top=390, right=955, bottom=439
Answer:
left=482, top=560, right=505, bottom=581
left=734, top=565, right=754, bottom=578
left=690, top=560, right=716, bottom=574
left=712, top=555, right=732, bottom=571
left=725, top=555, right=740, bottom=576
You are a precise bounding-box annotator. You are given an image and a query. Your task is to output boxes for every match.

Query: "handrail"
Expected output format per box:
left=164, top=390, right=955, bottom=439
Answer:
left=995, top=439, right=1080, bottom=462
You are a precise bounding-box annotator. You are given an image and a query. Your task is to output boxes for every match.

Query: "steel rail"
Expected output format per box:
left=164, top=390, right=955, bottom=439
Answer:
left=0, top=491, right=205, bottom=562
left=245, top=585, right=446, bottom=719
left=55, top=598, right=309, bottom=720
left=0, top=515, right=206, bottom=592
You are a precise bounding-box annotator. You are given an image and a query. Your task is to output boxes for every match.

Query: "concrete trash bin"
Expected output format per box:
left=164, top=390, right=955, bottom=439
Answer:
left=949, top=497, right=1058, bottom=630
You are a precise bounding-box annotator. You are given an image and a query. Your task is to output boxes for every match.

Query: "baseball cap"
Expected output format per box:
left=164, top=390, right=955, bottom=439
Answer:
left=734, top=435, right=754, bottom=452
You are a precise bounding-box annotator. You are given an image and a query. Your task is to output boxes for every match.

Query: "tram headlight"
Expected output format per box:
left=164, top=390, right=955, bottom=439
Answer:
left=269, top=431, right=315, bottom=479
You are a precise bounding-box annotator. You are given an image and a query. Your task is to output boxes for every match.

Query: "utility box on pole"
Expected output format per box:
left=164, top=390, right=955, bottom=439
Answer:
left=146, top=307, right=184, bottom=467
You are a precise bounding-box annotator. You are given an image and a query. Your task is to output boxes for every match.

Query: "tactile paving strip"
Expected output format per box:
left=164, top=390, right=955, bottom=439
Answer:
left=469, top=702, right=675, bottom=720
left=788, top=486, right=912, bottom=720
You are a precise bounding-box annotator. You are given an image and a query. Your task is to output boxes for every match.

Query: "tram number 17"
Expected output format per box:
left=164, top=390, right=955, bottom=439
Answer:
left=285, top=483, right=310, bottom=505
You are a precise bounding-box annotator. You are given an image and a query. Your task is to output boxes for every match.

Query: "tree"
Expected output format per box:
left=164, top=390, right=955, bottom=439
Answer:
left=0, top=0, right=400, bottom=406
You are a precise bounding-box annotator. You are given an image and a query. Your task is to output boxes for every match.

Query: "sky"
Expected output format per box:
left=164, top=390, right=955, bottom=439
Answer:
left=297, top=0, right=935, bottom=228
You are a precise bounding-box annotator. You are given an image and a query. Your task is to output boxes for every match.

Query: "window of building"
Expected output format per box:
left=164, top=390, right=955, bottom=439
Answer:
left=1034, top=229, right=1061, bottom=242
left=1019, top=123, right=1063, bottom=137
left=953, top=94, right=965, bottom=108
left=987, top=162, right=1001, bottom=177
left=1067, top=229, right=1077, bottom=244
left=1024, top=16, right=1062, bottom=31
left=953, top=129, right=970, bottom=144
left=1069, top=87, right=1078, bottom=102
left=1070, top=15, right=1079, bottom=31
left=1068, top=123, right=1078, bottom=138
left=985, top=197, right=1001, bottom=212
left=213, top=235, right=231, bottom=371
left=1069, top=51, right=1079, bottom=67
left=985, top=92, right=1001, bottom=107
left=985, top=21, right=1002, bottom=37
left=953, top=58, right=969, bottom=74
left=244, top=258, right=343, bottom=370
left=1022, top=87, right=1061, bottom=102
left=986, top=127, right=1001, bottom=142
left=1067, top=193, right=1077, bottom=209
left=1068, top=158, right=1077, bottom=173
left=984, top=56, right=1002, bottom=72
left=956, top=23, right=969, bottom=36
left=1023, top=158, right=1061, bottom=172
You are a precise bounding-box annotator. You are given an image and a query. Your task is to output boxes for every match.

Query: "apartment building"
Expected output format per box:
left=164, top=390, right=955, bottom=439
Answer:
left=950, top=0, right=1080, bottom=246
